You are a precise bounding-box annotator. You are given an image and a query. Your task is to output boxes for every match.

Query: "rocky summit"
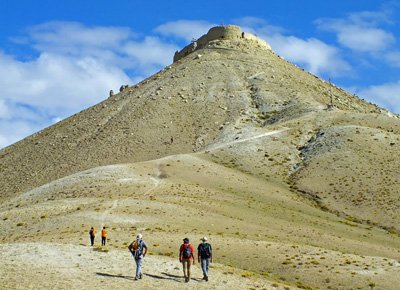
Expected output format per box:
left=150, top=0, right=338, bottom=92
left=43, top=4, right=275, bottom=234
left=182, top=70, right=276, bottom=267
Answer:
left=1, top=25, right=399, bottom=289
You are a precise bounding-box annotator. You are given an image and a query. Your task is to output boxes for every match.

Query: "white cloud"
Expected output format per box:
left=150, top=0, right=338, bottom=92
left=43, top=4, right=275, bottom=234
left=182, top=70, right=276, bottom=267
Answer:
left=0, top=52, right=130, bottom=115
left=0, top=119, right=47, bottom=149
left=154, top=20, right=215, bottom=41
left=233, top=18, right=351, bottom=77
left=385, top=51, right=400, bottom=67
left=269, top=35, right=351, bottom=76
left=358, top=81, right=400, bottom=114
left=316, top=12, right=395, bottom=53
left=0, top=99, right=10, bottom=118
left=26, top=21, right=134, bottom=55
left=0, top=21, right=182, bottom=149
left=122, top=36, right=178, bottom=73
left=233, top=17, right=286, bottom=36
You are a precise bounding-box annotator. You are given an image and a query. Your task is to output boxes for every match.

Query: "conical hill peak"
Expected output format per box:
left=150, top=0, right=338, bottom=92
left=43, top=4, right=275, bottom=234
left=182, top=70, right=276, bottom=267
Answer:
left=0, top=24, right=396, bottom=202
left=1, top=24, right=400, bottom=290
left=173, top=25, right=272, bottom=62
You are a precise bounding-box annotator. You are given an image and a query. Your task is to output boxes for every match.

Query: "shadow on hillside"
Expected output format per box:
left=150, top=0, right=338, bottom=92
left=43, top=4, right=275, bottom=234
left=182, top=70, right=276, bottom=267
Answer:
left=160, top=272, right=202, bottom=282
left=96, top=271, right=203, bottom=283
left=145, top=272, right=180, bottom=282
left=96, top=272, right=134, bottom=280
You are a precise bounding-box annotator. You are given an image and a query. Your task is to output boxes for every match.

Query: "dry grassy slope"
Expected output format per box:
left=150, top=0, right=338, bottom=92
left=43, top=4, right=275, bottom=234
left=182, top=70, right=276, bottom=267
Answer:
left=200, top=108, right=400, bottom=232
left=0, top=154, right=399, bottom=289
left=0, top=38, right=386, bottom=200
left=291, top=115, right=400, bottom=232
left=1, top=35, right=400, bottom=289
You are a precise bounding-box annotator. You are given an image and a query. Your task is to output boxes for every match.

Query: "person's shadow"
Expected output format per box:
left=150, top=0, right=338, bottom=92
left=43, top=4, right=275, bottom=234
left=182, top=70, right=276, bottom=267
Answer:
left=160, top=272, right=203, bottom=282
left=144, top=272, right=181, bottom=282
left=96, top=272, right=134, bottom=280
left=96, top=272, right=203, bottom=283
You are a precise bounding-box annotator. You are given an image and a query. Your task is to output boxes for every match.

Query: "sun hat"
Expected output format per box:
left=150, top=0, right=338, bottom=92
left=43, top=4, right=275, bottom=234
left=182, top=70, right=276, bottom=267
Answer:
left=136, top=234, right=143, bottom=240
left=201, top=236, right=208, bottom=241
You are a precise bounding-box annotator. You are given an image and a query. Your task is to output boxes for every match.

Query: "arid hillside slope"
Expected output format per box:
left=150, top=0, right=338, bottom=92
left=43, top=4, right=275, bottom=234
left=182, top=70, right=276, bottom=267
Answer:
left=0, top=25, right=389, bottom=200
left=1, top=25, right=399, bottom=290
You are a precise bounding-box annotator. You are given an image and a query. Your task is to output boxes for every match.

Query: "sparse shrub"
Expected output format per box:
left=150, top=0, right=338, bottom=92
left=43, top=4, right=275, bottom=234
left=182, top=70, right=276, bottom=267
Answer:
left=161, top=251, right=174, bottom=256
left=93, top=246, right=109, bottom=252
left=368, top=281, right=376, bottom=288
left=241, top=271, right=254, bottom=278
left=223, top=271, right=234, bottom=275
left=295, top=281, right=314, bottom=290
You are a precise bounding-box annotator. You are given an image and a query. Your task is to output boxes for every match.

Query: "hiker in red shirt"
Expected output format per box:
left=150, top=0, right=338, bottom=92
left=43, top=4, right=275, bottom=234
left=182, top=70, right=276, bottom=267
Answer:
left=179, top=237, right=195, bottom=282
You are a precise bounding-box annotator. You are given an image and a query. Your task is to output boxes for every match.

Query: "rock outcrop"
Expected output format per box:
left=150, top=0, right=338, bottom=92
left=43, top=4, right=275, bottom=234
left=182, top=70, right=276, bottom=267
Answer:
left=173, top=25, right=271, bottom=62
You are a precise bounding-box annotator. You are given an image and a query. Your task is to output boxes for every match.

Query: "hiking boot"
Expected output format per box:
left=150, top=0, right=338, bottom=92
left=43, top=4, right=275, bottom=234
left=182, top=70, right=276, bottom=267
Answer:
left=205, top=275, right=208, bottom=281
left=185, top=277, right=189, bottom=283
left=134, top=277, right=139, bottom=281
left=139, top=273, right=143, bottom=279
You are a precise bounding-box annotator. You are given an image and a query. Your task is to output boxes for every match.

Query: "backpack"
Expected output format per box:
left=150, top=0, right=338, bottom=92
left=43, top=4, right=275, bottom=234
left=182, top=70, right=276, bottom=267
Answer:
left=199, top=243, right=211, bottom=258
left=129, top=241, right=143, bottom=259
left=182, top=244, right=192, bottom=259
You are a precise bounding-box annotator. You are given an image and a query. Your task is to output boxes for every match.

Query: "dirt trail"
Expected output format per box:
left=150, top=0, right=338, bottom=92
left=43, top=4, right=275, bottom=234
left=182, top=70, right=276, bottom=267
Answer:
left=99, top=162, right=163, bottom=229
left=0, top=243, right=292, bottom=290
left=205, top=128, right=289, bottom=151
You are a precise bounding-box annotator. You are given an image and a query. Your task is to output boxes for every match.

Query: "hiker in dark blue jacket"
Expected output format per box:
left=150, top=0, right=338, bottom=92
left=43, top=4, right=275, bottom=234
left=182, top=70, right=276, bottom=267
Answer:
left=197, top=237, right=212, bottom=281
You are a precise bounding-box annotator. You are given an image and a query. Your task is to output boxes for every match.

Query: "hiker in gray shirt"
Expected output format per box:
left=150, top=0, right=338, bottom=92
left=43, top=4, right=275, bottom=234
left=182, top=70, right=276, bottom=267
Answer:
left=128, top=234, right=148, bottom=280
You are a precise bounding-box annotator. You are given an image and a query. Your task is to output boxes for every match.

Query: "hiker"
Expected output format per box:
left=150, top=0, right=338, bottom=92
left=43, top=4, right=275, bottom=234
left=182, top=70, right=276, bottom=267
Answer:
left=89, top=227, right=96, bottom=246
left=128, top=234, right=148, bottom=280
left=179, top=237, right=195, bottom=282
left=101, top=226, right=107, bottom=246
left=197, top=236, right=213, bottom=281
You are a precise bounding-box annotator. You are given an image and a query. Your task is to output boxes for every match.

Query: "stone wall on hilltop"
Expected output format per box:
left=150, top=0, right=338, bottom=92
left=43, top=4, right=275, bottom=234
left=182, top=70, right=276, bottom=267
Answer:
left=173, top=25, right=272, bottom=62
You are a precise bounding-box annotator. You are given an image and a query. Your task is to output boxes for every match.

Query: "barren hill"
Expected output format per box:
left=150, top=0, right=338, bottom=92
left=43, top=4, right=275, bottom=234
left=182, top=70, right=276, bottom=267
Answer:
left=1, top=25, right=399, bottom=290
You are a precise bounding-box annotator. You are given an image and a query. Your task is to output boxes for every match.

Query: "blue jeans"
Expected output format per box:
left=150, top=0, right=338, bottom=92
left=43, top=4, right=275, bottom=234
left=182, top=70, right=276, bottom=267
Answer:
left=135, top=257, right=143, bottom=278
left=200, top=258, right=210, bottom=277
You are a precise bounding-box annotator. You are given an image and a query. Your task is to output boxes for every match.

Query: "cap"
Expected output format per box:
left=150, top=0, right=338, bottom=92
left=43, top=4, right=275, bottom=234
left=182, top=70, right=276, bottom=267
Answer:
left=136, top=234, right=143, bottom=240
left=201, top=236, right=208, bottom=241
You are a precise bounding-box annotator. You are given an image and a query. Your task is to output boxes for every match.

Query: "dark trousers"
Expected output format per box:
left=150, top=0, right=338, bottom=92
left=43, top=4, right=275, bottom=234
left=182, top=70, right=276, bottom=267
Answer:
left=102, top=237, right=106, bottom=246
left=90, top=235, right=95, bottom=246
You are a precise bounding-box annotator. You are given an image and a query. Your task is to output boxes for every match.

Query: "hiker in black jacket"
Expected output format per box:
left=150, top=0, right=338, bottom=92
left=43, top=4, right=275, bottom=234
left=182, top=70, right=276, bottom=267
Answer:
left=197, top=237, right=212, bottom=281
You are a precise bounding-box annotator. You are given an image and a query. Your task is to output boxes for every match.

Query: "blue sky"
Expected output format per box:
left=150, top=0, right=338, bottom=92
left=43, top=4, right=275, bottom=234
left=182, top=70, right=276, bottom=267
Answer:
left=0, top=0, right=399, bottom=148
